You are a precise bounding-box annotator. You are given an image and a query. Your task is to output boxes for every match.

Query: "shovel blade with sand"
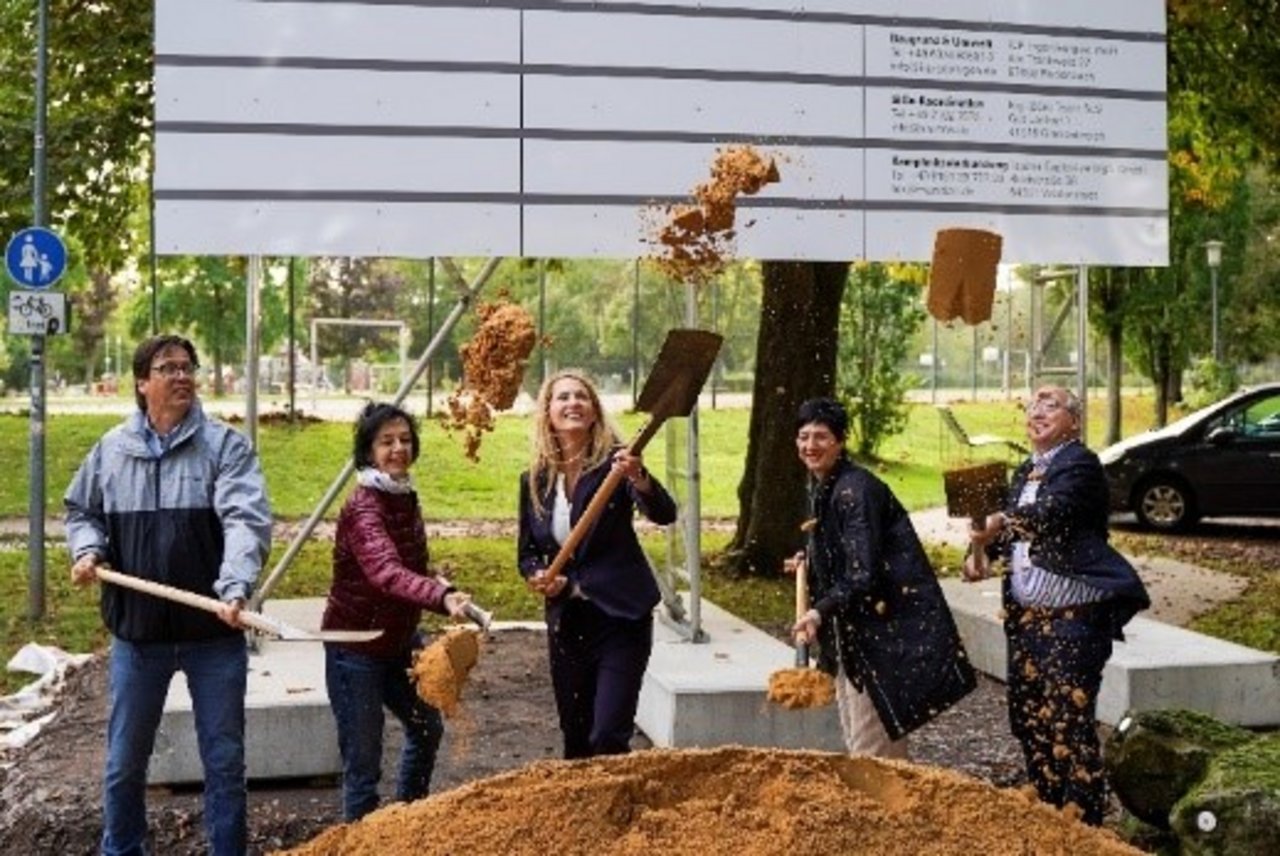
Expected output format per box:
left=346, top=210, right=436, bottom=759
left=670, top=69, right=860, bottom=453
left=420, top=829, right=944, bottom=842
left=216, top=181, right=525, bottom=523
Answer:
left=766, top=546, right=834, bottom=710
left=411, top=626, right=482, bottom=718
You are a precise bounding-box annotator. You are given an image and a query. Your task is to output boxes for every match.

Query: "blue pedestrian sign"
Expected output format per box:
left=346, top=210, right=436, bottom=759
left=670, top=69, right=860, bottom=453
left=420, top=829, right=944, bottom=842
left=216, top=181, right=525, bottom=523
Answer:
left=5, top=227, right=67, bottom=289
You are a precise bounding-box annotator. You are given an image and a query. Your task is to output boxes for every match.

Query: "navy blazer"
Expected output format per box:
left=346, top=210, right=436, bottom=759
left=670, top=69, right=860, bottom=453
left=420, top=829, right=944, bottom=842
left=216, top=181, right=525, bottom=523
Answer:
left=991, top=440, right=1150, bottom=637
left=518, top=457, right=677, bottom=622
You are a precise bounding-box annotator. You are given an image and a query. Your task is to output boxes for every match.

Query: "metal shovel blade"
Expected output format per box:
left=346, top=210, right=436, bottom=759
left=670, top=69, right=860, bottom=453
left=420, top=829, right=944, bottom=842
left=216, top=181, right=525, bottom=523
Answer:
left=635, top=328, right=724, bottom=419
left=251, top=612, right=383, bottom=643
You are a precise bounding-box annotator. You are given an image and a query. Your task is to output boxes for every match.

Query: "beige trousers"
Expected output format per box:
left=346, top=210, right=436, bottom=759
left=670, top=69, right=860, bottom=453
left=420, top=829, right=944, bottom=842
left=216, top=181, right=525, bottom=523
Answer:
left=835, top=668, right=910, bottom=759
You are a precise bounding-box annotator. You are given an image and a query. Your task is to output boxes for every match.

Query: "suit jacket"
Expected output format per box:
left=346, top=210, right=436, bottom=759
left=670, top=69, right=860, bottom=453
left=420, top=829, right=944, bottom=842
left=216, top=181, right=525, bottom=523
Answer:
left=518, top=457, right=677, bottom=623
left=990, top=440, right=1151, bottom=638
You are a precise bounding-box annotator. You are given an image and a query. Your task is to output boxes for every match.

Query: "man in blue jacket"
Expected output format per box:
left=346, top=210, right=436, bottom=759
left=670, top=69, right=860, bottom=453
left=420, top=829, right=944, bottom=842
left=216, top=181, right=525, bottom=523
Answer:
left=966, top=385, right=1150, bottom=826
left=65, top=334, right=272, bottom=856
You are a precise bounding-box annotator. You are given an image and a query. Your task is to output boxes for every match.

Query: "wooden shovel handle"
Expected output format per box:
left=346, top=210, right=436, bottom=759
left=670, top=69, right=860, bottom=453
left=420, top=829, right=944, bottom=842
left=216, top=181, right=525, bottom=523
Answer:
left=95, top=566, right=277, bottom=638
left=544, top=466, right=627, bottom=583
left=543, top=414, right=666, bottom=585
left=794, top=558, right=810, bottom=642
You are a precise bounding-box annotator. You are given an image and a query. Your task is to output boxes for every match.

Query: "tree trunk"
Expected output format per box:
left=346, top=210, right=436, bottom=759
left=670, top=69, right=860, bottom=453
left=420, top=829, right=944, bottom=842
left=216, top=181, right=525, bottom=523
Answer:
left=1106, top=323, right=1123, bottom=446
left=725, top=261, right=848, bottom=577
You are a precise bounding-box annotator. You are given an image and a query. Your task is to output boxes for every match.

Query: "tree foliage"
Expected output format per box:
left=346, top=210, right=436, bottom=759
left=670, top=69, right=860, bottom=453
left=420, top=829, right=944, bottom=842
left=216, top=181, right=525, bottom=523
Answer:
left=837, top=264, right=925, bottom=458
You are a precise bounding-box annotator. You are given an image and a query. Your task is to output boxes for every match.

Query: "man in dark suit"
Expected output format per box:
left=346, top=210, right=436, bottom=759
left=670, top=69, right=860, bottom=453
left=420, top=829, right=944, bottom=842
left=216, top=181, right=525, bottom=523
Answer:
left=965, top=385, right=1150, bottom=826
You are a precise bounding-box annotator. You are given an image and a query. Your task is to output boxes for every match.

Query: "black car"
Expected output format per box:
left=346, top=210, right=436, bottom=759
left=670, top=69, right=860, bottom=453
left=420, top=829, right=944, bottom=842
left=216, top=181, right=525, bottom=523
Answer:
left=1100, top=383, right=1280, bottom=531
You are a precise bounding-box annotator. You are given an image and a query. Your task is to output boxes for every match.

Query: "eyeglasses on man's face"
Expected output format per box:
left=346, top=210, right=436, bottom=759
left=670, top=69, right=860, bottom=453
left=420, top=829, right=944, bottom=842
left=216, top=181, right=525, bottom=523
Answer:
left=1024, top=399, right=1066, bottom=415
left=150, top=361, right=199, bottom=379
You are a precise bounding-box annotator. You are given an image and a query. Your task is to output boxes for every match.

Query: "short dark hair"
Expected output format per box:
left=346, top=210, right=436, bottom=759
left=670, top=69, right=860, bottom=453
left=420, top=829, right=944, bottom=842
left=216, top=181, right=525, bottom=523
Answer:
left=796, top=397, right=848, bottom=442
left=353, top=402, right=420, bottom=468
left=132, top=335, right=199, bottom=411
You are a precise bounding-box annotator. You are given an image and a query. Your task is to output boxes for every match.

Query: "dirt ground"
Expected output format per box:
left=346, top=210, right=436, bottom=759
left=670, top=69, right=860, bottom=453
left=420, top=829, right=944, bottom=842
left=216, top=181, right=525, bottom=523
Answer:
left=0, top=522, right=1274, bottom=855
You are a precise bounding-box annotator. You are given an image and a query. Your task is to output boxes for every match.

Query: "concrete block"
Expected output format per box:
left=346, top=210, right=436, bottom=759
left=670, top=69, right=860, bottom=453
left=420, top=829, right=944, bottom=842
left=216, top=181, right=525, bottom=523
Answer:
left=940, top=579, right=1280, bottom=728
left=637, top=597, right=843, bottom=751
left=150, top=599, right=340, bottom=785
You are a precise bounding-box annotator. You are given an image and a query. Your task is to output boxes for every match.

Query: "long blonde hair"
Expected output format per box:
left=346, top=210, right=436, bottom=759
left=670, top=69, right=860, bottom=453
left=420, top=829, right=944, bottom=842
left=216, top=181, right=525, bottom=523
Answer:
left=527, top=369, right=620, bottom=518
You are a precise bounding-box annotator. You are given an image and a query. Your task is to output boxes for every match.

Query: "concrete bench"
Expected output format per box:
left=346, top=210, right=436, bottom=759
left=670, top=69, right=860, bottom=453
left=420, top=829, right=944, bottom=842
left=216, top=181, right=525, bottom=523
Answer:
left=152, top=596, right=841, bottom=784
left=636, top=597, right=842, bottom=751
left=940, top=578, right=1280, bottom=728
left=150, top=599, right=341, bottom=785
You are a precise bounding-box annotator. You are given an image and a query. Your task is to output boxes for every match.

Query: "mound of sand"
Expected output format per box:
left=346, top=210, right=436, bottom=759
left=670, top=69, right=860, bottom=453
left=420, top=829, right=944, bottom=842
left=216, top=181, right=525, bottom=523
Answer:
left=277, top=746, right=1141, bottom=856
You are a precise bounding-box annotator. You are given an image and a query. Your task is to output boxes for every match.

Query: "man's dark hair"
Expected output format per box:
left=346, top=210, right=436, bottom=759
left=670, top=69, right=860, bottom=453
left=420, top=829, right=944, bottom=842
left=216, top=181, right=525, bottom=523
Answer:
left=353, top=401, right=420, bottom=468
left=796, top=397, right=849, bottom=442
left=132, top=335, right=199, bottom=411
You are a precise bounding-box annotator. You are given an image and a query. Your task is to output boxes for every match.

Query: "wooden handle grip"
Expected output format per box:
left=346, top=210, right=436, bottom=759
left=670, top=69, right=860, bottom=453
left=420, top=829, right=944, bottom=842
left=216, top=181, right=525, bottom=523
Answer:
left=95, top=566, right=278, bottom=637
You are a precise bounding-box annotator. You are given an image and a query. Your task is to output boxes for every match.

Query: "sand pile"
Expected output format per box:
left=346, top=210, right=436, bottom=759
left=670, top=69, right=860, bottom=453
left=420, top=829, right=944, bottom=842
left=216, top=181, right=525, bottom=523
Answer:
left=441, top=298, right=537, bottom=460
left=277, top=747, right=1142, bottom=856
left=651, top=146, right=780, bottom=283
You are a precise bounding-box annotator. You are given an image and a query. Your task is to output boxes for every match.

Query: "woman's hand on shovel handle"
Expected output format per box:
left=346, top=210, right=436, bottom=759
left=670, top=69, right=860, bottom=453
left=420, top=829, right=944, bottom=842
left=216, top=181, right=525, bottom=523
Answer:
left=443, top=590, right=473, bottom=619
left=791, top=609, right=821, bottom=645
left=527, top=569, right=568, bottom=598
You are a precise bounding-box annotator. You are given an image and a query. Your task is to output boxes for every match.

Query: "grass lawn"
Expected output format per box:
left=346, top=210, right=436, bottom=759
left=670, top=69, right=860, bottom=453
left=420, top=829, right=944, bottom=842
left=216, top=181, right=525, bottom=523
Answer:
left=0, top=395, right=1165, bottom=519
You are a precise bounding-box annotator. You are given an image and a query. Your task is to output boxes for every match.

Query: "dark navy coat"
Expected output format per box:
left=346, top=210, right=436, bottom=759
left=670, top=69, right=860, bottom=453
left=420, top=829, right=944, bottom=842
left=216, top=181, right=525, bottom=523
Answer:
left=807, top=456, right=976, bottom=740
left=518, top=457, right=677, bottom=625
left=990, top=440, right=1151, bottom=638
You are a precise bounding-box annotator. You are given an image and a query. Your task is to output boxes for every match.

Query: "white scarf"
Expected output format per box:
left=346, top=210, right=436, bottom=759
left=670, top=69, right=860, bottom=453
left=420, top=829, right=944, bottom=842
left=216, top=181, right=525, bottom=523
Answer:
left=356, top=466, right=415, bottom=495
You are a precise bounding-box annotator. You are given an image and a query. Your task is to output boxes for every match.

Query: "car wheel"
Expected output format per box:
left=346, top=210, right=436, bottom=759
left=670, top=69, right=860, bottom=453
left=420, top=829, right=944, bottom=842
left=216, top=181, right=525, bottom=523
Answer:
left=1134, top=477, right=1198, bottom=531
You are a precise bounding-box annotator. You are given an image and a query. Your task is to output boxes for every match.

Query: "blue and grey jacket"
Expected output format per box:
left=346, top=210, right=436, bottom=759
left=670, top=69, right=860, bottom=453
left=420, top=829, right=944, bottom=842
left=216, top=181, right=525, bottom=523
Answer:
left=64, top=402, right=272, bottom=642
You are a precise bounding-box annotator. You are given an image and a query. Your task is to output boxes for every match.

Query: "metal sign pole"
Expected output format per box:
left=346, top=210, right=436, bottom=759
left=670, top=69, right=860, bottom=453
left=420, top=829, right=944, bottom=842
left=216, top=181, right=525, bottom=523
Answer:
left=27, top=0, right=50, bottom=620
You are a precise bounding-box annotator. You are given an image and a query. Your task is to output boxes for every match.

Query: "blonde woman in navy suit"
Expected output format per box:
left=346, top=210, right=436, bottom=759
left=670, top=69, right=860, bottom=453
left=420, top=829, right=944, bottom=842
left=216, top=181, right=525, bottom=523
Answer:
left=517, top=370, right=677, bottom=758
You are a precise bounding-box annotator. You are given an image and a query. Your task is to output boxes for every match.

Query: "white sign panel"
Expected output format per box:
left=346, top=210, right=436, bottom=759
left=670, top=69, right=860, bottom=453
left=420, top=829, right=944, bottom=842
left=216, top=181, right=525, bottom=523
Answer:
left=155, top=0, right=1167, bottom=265
left=8, top=290, right=68, bottom=336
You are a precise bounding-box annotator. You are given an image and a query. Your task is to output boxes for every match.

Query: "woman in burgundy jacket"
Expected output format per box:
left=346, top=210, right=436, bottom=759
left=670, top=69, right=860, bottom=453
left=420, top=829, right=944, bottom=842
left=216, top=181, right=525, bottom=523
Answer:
left=322, top=402, right=472, bottom=821
left=518, top=370, right=677, bottom=758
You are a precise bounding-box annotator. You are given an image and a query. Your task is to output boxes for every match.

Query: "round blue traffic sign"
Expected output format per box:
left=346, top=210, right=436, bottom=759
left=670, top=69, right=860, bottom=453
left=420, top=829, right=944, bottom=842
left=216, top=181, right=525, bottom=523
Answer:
left=5, top=227, right=68, bottom=289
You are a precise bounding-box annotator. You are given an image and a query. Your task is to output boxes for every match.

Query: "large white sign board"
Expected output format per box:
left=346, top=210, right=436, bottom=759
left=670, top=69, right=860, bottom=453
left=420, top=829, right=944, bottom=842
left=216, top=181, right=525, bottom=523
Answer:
left=155, top=0, right=1167, bottom=264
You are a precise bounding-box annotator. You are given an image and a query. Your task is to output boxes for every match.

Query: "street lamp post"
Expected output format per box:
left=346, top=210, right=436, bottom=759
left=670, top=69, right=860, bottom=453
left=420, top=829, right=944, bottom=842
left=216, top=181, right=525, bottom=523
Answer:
left=1204, top=239, right=1223, bottom=362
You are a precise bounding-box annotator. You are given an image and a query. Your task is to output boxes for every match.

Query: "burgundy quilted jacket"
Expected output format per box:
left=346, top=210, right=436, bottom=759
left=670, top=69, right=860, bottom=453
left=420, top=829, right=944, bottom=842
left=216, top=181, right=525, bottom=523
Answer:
left=322, top=485, right=452, bottom=658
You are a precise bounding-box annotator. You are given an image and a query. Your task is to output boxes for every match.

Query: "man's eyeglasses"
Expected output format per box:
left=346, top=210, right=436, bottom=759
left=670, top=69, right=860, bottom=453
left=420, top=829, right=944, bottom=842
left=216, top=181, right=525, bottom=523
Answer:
left=1024, top=399, right=1065, bottom=415
left=150, top=362, right=199, bottom=379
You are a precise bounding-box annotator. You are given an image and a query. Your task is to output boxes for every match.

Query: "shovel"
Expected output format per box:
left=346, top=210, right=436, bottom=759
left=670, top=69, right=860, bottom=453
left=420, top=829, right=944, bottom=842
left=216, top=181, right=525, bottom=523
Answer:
left=793, top=554, right=810, bottom=668
left=543, top=328, right=723, bottom=583
left=94, top=566, right=382, bottom=643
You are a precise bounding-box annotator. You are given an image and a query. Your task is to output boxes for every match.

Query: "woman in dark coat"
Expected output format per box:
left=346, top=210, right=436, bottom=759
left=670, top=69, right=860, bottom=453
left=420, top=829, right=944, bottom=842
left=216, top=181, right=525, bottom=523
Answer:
left=791, top=398, right=975, bottom=756
left=518, top=370, right=677, bottom=759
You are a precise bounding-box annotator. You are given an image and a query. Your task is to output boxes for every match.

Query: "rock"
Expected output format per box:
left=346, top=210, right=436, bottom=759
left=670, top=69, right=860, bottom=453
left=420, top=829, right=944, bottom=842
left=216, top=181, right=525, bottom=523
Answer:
left=1104, top=709, right=1254, bottom=828
left=1169, top=732, right=1280, bottom=855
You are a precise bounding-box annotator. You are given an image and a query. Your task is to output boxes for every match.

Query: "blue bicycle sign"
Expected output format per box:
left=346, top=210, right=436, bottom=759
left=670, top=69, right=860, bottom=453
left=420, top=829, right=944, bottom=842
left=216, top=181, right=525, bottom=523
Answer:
left=5, top=227, right=67, bottom=289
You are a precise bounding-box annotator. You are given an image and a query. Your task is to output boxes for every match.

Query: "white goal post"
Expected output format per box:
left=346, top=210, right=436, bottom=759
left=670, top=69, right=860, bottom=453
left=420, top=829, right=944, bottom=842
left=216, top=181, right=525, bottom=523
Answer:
left=308, top=318, right=409, bottom=414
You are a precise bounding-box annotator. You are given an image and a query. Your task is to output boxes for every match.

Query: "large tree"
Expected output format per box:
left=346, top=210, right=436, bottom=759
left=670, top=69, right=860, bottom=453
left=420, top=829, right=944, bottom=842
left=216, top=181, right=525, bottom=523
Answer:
left=724, top=261, right=847, bottom=577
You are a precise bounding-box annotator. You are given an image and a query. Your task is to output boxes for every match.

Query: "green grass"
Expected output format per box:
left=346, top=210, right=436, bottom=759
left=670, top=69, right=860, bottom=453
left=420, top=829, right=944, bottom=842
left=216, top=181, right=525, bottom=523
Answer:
left=0, top=395, right=1168, bottom=519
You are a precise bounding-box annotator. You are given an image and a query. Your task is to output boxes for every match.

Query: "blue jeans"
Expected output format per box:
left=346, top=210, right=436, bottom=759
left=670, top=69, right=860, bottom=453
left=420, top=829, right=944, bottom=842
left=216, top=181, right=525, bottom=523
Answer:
left=103, top=634, right=248, bottom=856
left=325, top=638, right=444, bottom=822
